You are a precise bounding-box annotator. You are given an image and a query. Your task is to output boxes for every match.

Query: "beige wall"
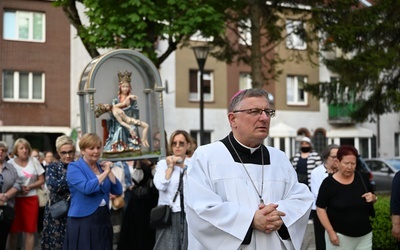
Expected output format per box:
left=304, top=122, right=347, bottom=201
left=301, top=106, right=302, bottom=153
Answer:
left=175, top=45, right=228, bottom=109
left=274, top=12, right=320, bottom=112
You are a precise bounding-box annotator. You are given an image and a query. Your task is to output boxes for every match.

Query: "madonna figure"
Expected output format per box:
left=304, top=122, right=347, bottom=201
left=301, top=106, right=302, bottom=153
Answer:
left=103, top=71, right=145, bottom=154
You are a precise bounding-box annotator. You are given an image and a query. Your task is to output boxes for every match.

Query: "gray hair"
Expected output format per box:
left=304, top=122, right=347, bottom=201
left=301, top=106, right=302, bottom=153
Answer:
left=321, top=144, right=340, bottom=162
left=55, top=135, right=75, bottom=152
left=228, top=89, right=271, bottom=112
left=0, top=141, right=8, bottom=150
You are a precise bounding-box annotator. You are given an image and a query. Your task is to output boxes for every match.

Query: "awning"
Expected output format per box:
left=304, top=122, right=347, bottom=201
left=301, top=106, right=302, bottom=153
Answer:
left=326, top=126, right=373, bottom=138
left=269, top=122, right=297, bottom=137
left=0, top=126, right=71, bottom=135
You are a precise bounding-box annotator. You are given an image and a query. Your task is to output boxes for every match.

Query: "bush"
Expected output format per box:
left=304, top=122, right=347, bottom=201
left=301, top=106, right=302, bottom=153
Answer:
left=372, top=194, right=398, bottom=249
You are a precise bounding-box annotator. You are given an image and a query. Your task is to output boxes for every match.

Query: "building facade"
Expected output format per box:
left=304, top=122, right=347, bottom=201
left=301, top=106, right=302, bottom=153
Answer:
left=0, top=0, right=71, bottom=151
left=2, top=1, right=399, bottom=158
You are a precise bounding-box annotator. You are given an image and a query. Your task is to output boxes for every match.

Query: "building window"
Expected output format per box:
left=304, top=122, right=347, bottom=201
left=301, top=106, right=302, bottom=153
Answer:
left=189, top=70, right=214, bottom=102
left=239, top=73, right=252, bottom=90
left=238, top=19, right=252, bottom=46
left=286, top=75, right=307, bottom=105
left=3, top=71, right=45, bottom=102
left=286, top=20, right=306, bottom=50
left=313, top=130, right=327, bottom=154
left=371, top=135, right=377, bottom=158
left=3, top=10, right=45, bottom=42
left=395, top=133, right=400, bottom=157
left=360, top=138, right=369, bottom=158
left=190, top=130, right=212, bottom=145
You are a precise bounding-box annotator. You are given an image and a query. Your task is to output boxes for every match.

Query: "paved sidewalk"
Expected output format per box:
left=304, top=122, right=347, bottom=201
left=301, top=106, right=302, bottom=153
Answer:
left=301, top=222, right=316, bottom=250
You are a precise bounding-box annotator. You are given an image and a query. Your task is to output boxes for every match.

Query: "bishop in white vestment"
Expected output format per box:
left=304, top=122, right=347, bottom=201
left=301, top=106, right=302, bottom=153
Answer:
left=185, top=133, right=313, bottom=250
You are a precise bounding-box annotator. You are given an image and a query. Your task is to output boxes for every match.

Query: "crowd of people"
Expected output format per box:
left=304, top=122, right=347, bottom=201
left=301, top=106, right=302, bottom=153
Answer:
left=1, top=88, right=400, bottom=250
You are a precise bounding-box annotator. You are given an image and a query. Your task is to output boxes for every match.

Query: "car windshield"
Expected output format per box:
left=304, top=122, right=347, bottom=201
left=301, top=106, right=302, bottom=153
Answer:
left=388, top=159, right=400, bottom=171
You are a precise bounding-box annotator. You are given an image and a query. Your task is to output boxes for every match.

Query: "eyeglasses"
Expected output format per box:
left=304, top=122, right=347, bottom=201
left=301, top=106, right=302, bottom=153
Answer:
left=172, top=141, right=186, bottom=148
left=233, top=108, right=275, bottom=118
left=60, top=150, right=75, bottom=156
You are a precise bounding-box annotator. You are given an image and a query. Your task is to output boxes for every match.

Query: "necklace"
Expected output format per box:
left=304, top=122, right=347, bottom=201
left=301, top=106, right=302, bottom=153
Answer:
left=228, top=135, right=264, bottom=205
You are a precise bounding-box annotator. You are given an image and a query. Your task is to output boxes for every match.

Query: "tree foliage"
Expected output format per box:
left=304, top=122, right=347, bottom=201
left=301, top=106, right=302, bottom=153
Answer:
left=306, top=0, right=400, bottom=122
left=54, top=0, right=323, bottom=89
left=210, top=0, right=320, bottom=88
left=53, top=0, right=226, bottom=68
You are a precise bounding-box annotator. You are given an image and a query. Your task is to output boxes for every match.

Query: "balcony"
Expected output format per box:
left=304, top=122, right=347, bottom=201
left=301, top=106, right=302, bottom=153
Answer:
left=328, top=103, right=357, bottom=125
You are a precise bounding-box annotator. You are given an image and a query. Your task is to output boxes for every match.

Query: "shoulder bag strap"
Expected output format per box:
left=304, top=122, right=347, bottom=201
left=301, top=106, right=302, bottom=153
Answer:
left=356, top=171, right=368, bottom=193
left=172, top=171, right=184, bottom=203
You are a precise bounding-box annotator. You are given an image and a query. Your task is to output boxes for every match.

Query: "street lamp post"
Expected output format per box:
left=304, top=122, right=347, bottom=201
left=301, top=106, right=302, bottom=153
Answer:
left=192, top=45, right=209, bottom=146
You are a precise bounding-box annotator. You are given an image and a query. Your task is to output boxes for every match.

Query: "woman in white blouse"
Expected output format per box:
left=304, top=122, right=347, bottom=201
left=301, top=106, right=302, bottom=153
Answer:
left=153, top=130, right=193, bottom=250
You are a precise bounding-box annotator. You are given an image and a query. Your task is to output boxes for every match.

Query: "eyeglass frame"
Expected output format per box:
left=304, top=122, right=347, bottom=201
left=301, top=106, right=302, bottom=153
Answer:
left=172, top=141, right=186, bottom=148
left=232, top=108, right=276, bottom=118
left=59, top=150, right=75, bottom=156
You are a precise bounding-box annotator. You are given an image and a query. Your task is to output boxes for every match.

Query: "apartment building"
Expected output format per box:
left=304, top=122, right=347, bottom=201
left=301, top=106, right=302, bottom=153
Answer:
left=161, top=5, right=399, bottom=158
left=0, top=0, right=71, bottom=151
left=2, top=1, right=399, bottom=158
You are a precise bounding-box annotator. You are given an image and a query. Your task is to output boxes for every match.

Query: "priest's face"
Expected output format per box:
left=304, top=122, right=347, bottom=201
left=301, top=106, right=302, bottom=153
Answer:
left=228, top=96, right=271, bottom=147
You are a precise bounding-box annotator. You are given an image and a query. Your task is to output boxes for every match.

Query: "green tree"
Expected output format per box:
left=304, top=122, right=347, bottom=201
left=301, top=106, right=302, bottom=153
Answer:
left=306, top=0, right=400, bottom=122
left=55, top=0, right=323, bottom=89
left=54, top=0, right=226, bottom=68
left=211, top=0, right=320, bottom=88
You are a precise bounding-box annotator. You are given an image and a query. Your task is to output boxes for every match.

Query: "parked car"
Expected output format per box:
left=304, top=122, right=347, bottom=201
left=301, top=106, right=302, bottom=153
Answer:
left=364, top=158, right=400, bottom=191
left=357, top=156, right=376, bottom=190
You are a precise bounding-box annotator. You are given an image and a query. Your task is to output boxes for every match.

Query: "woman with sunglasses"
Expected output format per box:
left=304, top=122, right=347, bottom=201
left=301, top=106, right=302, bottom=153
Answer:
left=41, top=135, right=75, bottom=250
left=0, top=141, right=20, bottom=250
left=153, top=130, right=193, bottom=250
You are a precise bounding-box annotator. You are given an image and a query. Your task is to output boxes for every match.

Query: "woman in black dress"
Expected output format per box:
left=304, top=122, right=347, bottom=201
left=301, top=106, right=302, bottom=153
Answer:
left=117, top=159, right=159, bottom=250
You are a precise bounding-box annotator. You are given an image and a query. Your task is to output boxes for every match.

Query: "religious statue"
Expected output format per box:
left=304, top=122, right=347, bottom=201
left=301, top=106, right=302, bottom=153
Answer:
left=97, top=71, right=149, bottom=155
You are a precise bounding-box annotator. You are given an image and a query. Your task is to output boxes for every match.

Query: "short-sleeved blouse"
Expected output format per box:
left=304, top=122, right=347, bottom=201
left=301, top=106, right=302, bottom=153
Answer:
left=8, top=157, right=45, bottom=197
left=316, top=174, right=372, bottom=237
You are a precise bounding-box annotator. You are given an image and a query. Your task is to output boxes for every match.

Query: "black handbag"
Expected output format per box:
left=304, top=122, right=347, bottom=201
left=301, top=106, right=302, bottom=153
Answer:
left=0, top=205, right=15, bottom=221
left=149, top=205, right=172, bottom=229
left=149, top=171, right=184, bottom=229
left=49, top=197, right=70, bottom=219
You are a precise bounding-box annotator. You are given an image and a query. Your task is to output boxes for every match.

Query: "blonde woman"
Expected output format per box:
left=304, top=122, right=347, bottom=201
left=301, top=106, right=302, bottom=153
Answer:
left=63, top=133, right=122, bottom=250
left=41, top=135, right=75, bottom=249
left=8, top=138, right=45, bottom=250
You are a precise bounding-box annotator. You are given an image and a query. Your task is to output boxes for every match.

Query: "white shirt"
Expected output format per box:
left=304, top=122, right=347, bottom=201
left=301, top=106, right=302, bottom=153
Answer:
left=8, top=157, right=45, bottom=197
left=185, top=141, right=313, bottom=250
left=310, top=164, right=328, bottom=210
left=153, top=158, right=190, bottom=212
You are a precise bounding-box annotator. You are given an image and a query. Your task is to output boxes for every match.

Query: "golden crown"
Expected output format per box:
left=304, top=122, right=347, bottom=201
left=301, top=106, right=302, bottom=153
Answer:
left=118, top=71, right=132, bottom=84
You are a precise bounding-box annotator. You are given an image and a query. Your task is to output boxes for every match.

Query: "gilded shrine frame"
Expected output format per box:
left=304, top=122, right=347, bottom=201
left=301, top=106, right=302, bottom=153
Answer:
left=77, top=49, right=166, bottom=161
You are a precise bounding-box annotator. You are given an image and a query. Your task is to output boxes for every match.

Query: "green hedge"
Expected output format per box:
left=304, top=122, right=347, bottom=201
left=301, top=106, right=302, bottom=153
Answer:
left=372, top=195, right=398, bottom=249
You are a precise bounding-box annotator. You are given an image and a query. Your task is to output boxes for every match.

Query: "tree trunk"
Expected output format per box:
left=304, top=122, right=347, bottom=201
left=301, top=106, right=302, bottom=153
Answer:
left=249, top=0, right=263, bottom=89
